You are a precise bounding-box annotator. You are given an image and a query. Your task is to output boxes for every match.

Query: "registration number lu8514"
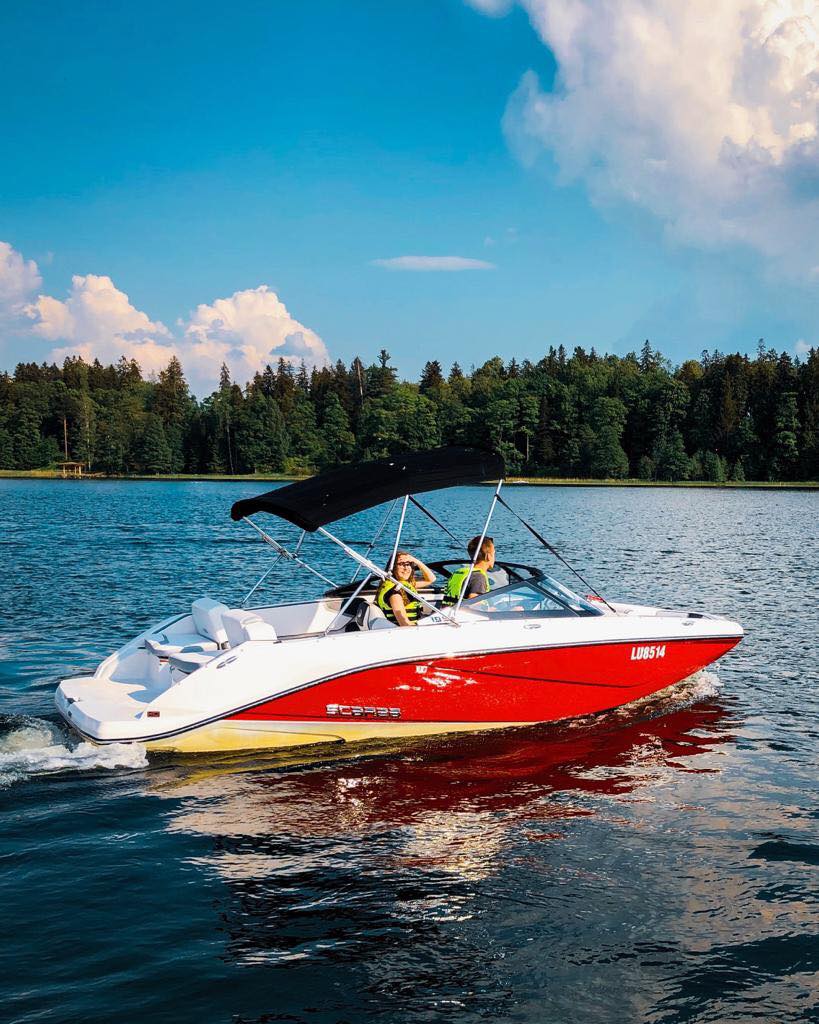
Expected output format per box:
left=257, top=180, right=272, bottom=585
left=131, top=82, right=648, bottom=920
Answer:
left=630, top=644, right=667, bottom=661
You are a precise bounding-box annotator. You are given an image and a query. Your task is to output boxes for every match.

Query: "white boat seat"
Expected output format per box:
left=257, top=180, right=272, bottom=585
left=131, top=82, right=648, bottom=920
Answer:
left=144, top=598, right=230, bottom=658
left=145, top=633, right=219, bottom=657
left=370, top=616, right=397, bottom=630
left=191, top=598, right=230, bottom=646
left=222, top=609, right=279, bottom=648
left=355, top=602, right=397, bottom=631
left=168, top=650, right=219, bottom=674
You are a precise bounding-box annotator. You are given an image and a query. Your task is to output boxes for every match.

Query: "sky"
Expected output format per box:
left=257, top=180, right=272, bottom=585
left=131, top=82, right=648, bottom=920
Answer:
left=1, top=0, right=817, bottom=395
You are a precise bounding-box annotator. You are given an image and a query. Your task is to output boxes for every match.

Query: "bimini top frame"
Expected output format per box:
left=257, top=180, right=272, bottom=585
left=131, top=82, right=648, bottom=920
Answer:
left=234, top=447, right=505, bottom=627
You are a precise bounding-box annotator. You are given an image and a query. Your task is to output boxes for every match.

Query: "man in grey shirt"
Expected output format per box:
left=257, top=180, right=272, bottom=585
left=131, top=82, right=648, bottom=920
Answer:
left=442, top=535, right=495, bottom=606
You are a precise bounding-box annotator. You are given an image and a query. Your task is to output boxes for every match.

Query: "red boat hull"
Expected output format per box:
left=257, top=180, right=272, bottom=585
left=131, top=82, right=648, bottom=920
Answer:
left=229, top=635, right=741, bottom=728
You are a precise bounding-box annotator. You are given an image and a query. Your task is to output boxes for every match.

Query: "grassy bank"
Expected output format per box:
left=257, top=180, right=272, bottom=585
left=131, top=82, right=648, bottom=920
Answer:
left=1, top=469, right=817, bottom=489
left=0, top=469, right=303, bottom=482
left=505, top=477, right=819, bottom=489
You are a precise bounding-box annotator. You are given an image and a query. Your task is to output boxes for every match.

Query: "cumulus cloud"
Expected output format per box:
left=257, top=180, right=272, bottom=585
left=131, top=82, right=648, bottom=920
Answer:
left=26, top=273, right=176, bottom=375
left=372, top=255, right=496, bottom=271
left=487, top=0, right=819, bottom=276
left=0, top=241, right=329, bottom=395
left=795, top=338, right=813, bottom=354
left=183, top=285, right=329, bottom=389
left=0, top=241, right=41, bottom=318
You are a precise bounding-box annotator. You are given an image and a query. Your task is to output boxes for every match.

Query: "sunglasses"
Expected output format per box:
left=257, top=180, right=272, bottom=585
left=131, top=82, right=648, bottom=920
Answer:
left=395, top=560, right=413, bottom=568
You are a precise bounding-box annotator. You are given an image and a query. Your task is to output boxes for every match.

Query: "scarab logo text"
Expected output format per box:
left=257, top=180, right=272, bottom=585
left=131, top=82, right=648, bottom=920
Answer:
left=326, top=704, right=401, bottom=719
left=630, top=644, right=666, bottom=661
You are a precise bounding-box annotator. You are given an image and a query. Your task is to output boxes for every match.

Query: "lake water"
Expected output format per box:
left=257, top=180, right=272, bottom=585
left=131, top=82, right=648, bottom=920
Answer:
left=0, top=479, right=817, bottom=1024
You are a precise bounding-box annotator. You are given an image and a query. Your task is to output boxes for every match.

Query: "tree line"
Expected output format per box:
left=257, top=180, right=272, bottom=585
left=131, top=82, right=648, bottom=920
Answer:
left=1, top=339, right=817, bottom=481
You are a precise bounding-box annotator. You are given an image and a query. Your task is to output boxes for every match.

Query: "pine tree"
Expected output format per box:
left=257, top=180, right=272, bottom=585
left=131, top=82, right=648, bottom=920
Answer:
left=772, top=392, right=799, bottom=479
left=419, top=360, right=445, bottom=394
left=588, top=397, right=629, bottom=478
left=153, top=356, right=191, bottom=472
left=236, top=393, right=288, bottom=472
left=321, top=393, right=355, bottom=468
left=654, top=430, right=690, bottom=481
left=368, top=349, right=397, bottom=397
left=287, top=393, right=322, bottom=470
left=140, top=415, right=172, bottom=474
left=534, top=393, right=555, bottom=469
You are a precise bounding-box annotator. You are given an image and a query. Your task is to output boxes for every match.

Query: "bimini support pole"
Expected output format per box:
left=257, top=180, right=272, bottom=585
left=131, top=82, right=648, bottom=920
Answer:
left=330, top=500, right=406, bottom=633
left=243, top=518, right=338, bottom=589
left=408, top=495, right=464, bottom=549
left=496, top=495, right=619, bottom=615
left=317, top=525, right=457, bottom=626
left=453, top=478, right=504, bottom=618
left=388, top=494, right=409, bottom=573
left=241, top=530, right=306, bottom=607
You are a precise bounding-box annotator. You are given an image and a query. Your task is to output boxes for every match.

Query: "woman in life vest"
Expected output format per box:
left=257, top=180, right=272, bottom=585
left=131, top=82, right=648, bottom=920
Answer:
left=376, top=551, right=436, bottom=627
left=442, top=535, right=495, bottom=606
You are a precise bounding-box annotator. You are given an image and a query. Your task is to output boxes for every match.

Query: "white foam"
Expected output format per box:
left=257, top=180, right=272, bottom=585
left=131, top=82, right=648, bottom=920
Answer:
left=675, top=669, right=723, bottom=705
left=0, top=719, right=147, bottom=788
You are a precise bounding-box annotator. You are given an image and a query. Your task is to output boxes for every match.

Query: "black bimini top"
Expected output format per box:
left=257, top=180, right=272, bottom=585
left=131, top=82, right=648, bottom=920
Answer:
left=230, top=446, right=505, bottom=532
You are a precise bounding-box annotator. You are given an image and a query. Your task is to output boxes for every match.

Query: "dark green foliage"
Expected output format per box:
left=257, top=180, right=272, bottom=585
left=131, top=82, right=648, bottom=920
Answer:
left=152, top=355, right=194, bottom=473
left=701, top=451, right=727, bottom=483
left=588, top=397, right=629, bottom=478
left=1, top=343, right=818, bottom=479
left=140, top=415, right=173, bottom=474
left=319, top=392, right=355, bottom=468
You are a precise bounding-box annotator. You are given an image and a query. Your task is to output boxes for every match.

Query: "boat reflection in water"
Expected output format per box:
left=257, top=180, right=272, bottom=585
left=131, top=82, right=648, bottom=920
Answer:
left=154, top=673, right=736, bottom=977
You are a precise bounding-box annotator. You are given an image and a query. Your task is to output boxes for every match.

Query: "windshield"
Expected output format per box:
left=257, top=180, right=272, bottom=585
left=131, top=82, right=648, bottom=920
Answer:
left=464, top=577, right=603, bottom=617
left=539, top=574, right=603, bottom=614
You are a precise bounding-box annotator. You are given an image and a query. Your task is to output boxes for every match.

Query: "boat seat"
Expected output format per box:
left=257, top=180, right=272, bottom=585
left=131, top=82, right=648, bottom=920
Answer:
left=145, top=598, right=230, bottom=658
left=191, top=598, right=230, bottom=647
left=222, top=609, right=279, bottom=648
left=355, top=602, right=397, bottom=631
left=169, top=650, right=218, bottom=674
left=145, top=633, right=218, bottom=657
left=370, top=615, right=397, bottom=630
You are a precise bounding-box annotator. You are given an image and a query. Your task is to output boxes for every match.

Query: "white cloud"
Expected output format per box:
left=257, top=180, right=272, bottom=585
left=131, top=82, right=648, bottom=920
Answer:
left=0, top=240, right=329, bottom=395
left=0, top=241, right=41, bottom=317
left=795, top=338, right=813, bottom=354
left=372, top=255, right=497, bottom=271
left=183, top=285, right=329, bottom=390
left=25, top=273, right=176, bottom=376
left=490, top=0, right=819, bottom=277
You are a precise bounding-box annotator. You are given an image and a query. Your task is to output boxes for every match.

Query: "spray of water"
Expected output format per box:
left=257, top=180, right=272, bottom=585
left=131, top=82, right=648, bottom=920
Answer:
left=0, top=718, right=147, bottom=789
left=668, top=669, right=723, bottom=706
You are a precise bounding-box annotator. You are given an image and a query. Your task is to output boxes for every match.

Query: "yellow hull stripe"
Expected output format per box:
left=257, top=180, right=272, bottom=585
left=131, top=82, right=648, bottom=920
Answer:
left=145, top=718, right=533, bottom=754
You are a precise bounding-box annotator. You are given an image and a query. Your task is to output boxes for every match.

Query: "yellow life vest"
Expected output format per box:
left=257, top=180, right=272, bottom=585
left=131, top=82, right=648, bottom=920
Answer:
left=376, top=579, right=421, bottom=622
left=442, top=566, right=490, bottom=606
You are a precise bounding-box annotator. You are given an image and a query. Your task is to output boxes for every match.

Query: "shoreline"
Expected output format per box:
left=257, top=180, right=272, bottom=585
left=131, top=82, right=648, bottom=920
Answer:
left=1, top=469, right=817, bottom=490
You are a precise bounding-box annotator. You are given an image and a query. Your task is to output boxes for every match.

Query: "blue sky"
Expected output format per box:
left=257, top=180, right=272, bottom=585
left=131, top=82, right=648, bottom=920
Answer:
left=1, top=0, right=817, bottom=392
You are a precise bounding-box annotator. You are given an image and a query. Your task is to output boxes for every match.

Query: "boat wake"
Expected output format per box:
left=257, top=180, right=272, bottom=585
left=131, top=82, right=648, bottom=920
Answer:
left=600, top=668, right=724, bottom=729
left=676, top=668, right=722, bottom=704
left=0, top=717, right=147, bottom=789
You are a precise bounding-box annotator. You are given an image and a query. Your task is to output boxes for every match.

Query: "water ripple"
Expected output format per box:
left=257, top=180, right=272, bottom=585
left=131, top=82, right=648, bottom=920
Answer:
left=0, top=479, right=817, bottom=1024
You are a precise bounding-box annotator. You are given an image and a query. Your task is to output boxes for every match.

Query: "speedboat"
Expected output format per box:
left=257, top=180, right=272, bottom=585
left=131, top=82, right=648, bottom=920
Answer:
left=55, top=447, right=743, bottom=754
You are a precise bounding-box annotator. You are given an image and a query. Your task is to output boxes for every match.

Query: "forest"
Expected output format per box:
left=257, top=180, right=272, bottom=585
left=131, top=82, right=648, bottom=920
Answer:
left=1, top=340, right=817, bottom=482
